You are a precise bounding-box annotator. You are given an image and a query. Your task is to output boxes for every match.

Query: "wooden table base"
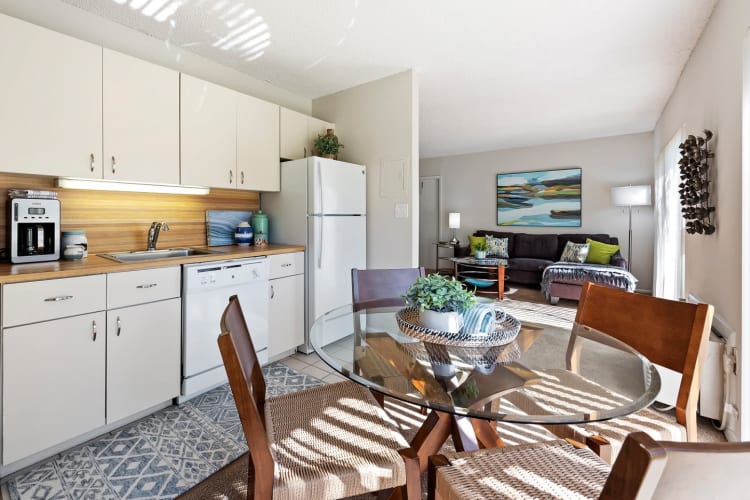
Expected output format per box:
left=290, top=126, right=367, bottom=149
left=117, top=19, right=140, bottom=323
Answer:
left=410, top=409, right=505, bottom=472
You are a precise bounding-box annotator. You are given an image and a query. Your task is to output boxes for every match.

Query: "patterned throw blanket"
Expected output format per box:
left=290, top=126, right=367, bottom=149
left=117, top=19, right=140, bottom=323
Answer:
left=541, top=262, right=638, bottom=297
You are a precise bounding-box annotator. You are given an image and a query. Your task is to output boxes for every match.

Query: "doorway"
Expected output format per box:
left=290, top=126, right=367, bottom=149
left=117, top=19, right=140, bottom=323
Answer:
left=419, top=176, right=441, bottom=271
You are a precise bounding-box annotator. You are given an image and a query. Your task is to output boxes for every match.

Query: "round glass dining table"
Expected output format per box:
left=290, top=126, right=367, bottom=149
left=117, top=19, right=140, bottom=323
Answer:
left=310, top=303, right=661, bottom=468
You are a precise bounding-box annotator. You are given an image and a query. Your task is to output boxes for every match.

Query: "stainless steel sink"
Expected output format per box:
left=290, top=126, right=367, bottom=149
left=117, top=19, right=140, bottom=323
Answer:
left=100, top=248, right=220, bottom=263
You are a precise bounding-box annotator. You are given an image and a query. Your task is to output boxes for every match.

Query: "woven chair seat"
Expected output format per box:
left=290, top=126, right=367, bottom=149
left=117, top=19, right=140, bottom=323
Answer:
left=265, top=380, right=409, bottom=500
left=436, top=440, right=610, bottom=500
left=507, top=369, right=685, bottom=462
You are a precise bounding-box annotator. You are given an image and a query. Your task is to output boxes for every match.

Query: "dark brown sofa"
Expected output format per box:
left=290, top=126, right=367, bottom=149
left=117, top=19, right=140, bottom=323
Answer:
left=458, top=231, right=627, bottom=301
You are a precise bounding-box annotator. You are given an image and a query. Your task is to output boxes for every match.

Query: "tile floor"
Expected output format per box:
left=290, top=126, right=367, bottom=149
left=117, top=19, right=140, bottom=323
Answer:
left=280, top=350, right=349, bottom=383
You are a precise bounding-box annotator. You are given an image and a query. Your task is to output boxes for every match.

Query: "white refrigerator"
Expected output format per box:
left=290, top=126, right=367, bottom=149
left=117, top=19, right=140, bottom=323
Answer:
left=262, top=157, right=366, bottom=352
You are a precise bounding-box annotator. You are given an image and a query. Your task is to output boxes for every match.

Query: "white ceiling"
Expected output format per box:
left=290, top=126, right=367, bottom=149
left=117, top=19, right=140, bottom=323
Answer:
left=60, top=0, right=717, bottom=158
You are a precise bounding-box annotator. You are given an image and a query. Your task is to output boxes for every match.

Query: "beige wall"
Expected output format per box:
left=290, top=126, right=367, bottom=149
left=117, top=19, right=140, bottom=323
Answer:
left=0, top=0, right=311, bottom=113
left=654, top=0, right=750, bottom=440
left=420, top=132, right=655, bottom=286
left=313, top=70, right=419, bottom=269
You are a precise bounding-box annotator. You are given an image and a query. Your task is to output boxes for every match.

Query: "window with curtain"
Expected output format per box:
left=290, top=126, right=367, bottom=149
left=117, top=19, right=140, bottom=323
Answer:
left=653, top=128, right=685, bottom=299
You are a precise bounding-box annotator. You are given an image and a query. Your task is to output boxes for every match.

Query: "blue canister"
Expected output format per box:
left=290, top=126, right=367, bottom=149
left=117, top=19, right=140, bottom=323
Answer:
left=235, top=222, right=253, bottom=246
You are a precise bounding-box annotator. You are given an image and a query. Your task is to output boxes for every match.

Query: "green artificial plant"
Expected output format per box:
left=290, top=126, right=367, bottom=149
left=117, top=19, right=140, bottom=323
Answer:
left=314, top=129, right=344, bottom=156
left=404, top=274, right=476, bottom=313
left=474, top=239, right=489, bottom=252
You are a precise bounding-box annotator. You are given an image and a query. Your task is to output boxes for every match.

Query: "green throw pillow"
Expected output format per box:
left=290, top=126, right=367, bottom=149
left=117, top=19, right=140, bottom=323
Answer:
left=469, top=236, right=485, bottom=256
left=585, top=238, right=620, bottom=265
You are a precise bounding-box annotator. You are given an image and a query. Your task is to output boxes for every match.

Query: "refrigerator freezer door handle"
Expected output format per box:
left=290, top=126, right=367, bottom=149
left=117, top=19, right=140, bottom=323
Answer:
left=317, top=160, right=324, bottom=214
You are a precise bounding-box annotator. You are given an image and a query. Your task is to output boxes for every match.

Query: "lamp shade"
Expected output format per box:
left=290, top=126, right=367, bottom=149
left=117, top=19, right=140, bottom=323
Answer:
left=611, top=185, right=652, bottom=207
left=448, top=212, right=461, bottom=229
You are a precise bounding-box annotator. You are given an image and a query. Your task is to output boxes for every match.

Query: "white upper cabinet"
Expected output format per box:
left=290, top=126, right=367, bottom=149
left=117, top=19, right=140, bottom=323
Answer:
left=0, top=13, right=102, bottom=178
left=180, top=74, right=237, bottom=189
left=308, top=117, right=335, bottom=156
left=280, top=107, right=309, bottom=160
left=280, top=108, right=336, bottom=160
left=238, top=94, right=280, bottom=191
left=103, top=49, right=179, bottom=184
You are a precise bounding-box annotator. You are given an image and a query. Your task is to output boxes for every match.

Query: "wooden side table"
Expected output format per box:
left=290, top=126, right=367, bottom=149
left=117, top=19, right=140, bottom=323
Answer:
left=451, top=257, right=508, bottom=300
left=434, top=242, right=456, bottom=275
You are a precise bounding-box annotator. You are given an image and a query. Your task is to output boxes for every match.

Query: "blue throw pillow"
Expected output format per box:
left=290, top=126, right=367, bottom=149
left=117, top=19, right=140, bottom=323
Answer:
left=485, top=236, right=509, bottom=258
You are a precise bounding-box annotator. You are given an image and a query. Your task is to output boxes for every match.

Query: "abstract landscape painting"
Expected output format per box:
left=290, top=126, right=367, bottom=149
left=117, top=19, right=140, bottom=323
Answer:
left=496, top=168, right=582, bottom=226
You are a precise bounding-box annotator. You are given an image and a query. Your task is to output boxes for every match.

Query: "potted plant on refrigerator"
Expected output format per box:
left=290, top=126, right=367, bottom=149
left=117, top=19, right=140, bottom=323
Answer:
left=404, top=274, right=476, bottom=333
left=313, top=129, right=344, bottom=159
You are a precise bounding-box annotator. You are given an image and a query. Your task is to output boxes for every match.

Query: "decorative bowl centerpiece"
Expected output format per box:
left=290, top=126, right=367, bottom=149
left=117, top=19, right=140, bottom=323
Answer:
left=403, top=274, right=475, bottom=333
left=399, top=274, right=521, bottom=347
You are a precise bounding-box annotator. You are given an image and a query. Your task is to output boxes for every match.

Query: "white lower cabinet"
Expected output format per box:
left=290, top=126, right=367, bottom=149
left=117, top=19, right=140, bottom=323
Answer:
left=1, top=267, right=182, bottom=466
left=268, top=252, right=305, bottom=358
left=2, top=312, right=106, bottom=464
left=106, top=298, right=181, bottom=423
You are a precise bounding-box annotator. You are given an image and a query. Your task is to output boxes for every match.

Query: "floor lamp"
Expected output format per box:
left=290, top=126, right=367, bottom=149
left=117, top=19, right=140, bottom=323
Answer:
left=611, top=185, right=652, bottom=272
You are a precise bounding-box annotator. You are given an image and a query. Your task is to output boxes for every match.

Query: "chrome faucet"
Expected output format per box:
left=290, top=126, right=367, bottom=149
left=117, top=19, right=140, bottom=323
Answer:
left=147, top=222, right=169, bottom=251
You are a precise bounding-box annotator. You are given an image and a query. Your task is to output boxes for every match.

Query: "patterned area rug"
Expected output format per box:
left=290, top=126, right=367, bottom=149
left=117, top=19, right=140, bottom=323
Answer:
left=5, top=363, right=323, bottom=500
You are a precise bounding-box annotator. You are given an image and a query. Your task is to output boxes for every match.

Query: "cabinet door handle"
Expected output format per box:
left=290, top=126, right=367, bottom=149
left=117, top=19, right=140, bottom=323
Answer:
left=240, top=171, right=245, bottom=184
left=90, top=153, right=95, bottom=172
left=229, top=170, right=233, bottom=184
left=116, top=316, right=122, bottom=336
left=111, top=155, right=117, bottom=174
left=270, top=284, right=275, bottom=299
left=136, top=283, right=158, bottom=289
left=44, top=295, right=73, bottom=302
left=92, top=320, right=97, bottom=342
left=281, top=263, right=292, bottom=267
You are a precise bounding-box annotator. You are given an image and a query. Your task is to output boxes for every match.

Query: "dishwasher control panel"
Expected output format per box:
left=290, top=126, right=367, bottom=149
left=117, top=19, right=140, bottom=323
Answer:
left=184, top=258, right=269, bottom=291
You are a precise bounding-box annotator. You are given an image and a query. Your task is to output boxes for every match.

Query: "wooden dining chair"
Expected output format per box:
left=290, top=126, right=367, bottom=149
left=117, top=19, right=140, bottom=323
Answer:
left=351, top=266, right=426, bottom=311
left=508, top=282, right=714, bottom=462
left=429, top=431, right=750, bottom=499
left=212, top=295, right=420, bottom=499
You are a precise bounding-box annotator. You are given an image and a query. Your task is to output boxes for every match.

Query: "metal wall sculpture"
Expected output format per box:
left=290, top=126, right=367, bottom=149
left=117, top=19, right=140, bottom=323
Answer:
left=678, top=130, right=715, bottom=235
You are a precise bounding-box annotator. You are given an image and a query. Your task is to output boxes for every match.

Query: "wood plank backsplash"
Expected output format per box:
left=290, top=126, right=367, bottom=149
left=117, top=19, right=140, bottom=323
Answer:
left=0, top=173, right=260, bottom=254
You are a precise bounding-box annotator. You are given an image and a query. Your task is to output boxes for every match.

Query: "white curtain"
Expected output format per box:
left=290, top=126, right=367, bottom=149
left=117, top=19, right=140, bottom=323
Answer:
left=653, top=128, right=685, bottom=299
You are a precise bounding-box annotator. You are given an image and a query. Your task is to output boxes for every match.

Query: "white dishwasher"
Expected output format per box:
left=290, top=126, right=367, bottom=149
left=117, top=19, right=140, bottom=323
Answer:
left=179, top=257, right=269, bottom=402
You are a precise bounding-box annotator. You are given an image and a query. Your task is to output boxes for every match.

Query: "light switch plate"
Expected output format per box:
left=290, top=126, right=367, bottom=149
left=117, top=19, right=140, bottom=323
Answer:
left=395, top=203, right=409, bottom=218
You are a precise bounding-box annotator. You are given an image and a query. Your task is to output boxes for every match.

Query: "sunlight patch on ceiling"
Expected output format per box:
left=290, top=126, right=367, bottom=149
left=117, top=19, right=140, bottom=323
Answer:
left=108, top=0, right=271, bottom=61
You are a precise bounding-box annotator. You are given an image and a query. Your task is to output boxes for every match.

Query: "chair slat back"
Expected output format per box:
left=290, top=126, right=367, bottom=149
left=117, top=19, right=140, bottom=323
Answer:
left=351, top=267, right=426, bottom=311
left=575, top=283, right=713, bottom=431
left=218, top=295, right=274, bottom=498
left=601, top=432, right=750, bottom=500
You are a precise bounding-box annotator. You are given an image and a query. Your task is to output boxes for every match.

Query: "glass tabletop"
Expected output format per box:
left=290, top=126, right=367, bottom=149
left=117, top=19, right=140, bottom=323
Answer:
left=310, top=304, right=661, bottom=424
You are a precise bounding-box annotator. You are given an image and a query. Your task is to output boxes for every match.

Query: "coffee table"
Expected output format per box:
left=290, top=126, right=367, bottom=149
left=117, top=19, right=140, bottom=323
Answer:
left=451, top=256, right=508, bottom=300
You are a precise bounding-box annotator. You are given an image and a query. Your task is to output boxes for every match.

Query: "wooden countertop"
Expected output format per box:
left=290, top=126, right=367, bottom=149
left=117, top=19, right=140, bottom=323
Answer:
left=0, top=244, right=305, bottom=284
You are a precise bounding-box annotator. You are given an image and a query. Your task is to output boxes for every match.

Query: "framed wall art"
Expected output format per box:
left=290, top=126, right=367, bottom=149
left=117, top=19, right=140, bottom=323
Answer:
left=496, top=167, right=582, bottom=226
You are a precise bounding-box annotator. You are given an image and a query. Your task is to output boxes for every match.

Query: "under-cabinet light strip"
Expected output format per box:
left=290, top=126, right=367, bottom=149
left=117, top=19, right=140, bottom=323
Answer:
left=57, top=177, right=210, bottom=195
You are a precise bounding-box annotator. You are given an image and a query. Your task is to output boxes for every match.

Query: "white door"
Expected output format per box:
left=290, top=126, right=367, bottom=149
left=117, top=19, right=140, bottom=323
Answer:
left=237, top=94, right=280, bottom=191
left=103, top=49, right=179, bottom=184
left=0, top=13, right=102, bottom=178
left=308, top=216, right=366, bottom=327
left=279, top=107, right=308, bottom=160
left=419, top=177, right=441, bottom=271
left=268, top=274, right=305, bottom=357
left=309, top=158, right=367, bottom=215
left=107, top=299, right=181, bottom=423
left=3, top=312, right=106, bottom=464
left=180, top=74, right=237, bottom=188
